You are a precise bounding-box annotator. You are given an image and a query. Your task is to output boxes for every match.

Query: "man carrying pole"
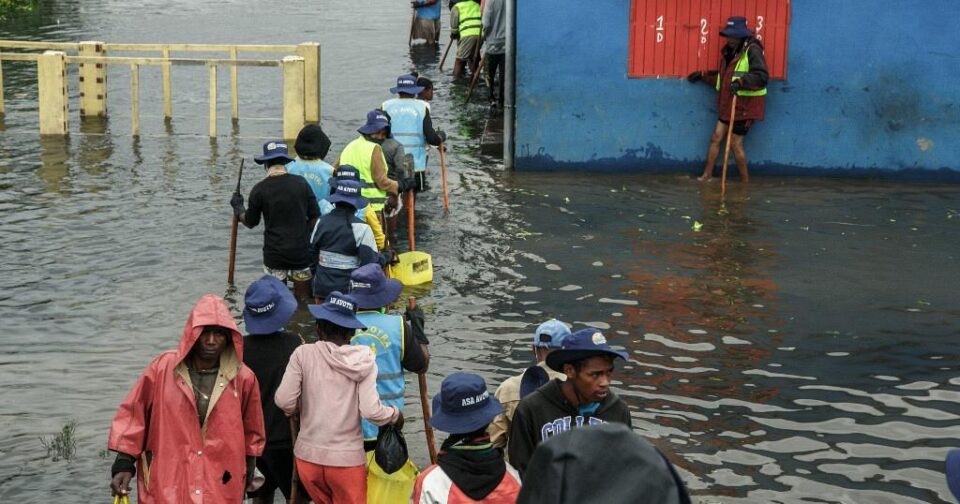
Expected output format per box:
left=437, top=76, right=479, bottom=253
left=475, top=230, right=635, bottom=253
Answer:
left=450, top=0, right=483, bottom=80
left=687, top=16, right=769, bottom=183
left=411, top=0, right=442, bottom=45
left=347, top=263, right=430, bottom=453
left=382, top=75, right=447, bottom=192
left=231, top=141, right=320, bottom=301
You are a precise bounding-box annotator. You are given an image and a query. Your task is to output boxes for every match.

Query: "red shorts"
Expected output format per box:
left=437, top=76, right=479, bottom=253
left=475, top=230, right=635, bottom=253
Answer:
left=295, top=458, right=366, bottom=504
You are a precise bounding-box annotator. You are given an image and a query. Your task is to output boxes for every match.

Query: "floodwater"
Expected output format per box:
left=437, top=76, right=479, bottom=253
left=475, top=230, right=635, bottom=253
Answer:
left=1, top=1, right=958, bottom=503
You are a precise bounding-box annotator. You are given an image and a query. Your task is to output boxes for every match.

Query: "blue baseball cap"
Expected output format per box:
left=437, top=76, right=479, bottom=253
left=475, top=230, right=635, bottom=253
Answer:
left=242, top=275, right=297, bottom=335
left=349, top=263, right=402, bottom=309
left=948, top=449, right=960, bottom=501
left=430, top=372, right=503, bottom=434
left=545, top=328, right=629, bottom=372
left=533, top=319, right=571, bottom=349
left=720, top=16, right=753, bottom=39
left=390, top=74, right=425, bottom=95
left=254, top=140, right=295, bottom=165
left=307, top=291, right=366, bottom=330
left=357, top=109, right=390, bottom=135
left=326, top=179, right=368, bottom=209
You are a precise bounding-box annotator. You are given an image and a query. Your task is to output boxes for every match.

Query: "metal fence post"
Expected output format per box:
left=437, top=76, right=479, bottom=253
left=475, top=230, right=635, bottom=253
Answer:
left=282, top=56, right=305, bottom=141
left=38, top=51, right=69, bottom=135
left=296, top=42, right=320, bottom=124
left=209, top=64, right=218, bottom=138
left=78, top=41, right=107, bottom=117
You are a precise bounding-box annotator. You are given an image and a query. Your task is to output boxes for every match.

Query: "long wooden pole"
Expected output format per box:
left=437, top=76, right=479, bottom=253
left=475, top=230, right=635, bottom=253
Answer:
left=288, top=416, right=300, bottom=504
left=439, top=40, right=453, bottom=72
left=407, top=191, right=416, bottom=251
left=410, top=296, right=438, bottom=465
left=720, top=95, right=737, bottom=199
left=439, top=144, right=449, bottom=210
left=227, top=159, right=245, bottom=284
left=408, top=8, right=416, bottom=47
left=466, top=54, right=485, bottom=104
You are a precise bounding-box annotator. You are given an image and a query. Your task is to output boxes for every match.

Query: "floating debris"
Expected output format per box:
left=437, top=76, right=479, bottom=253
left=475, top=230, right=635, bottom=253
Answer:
left=545, top=264, right=562, bottom=271
left=558, top=284, right=582, bottom=291
left=592, top=261, right=603, bottom=267
left=599, top=297, right=638, bottom=306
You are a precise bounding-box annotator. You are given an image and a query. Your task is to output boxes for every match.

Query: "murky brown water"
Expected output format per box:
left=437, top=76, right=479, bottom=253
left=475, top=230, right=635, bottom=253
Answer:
left=1, top=1, right=959, bottom=503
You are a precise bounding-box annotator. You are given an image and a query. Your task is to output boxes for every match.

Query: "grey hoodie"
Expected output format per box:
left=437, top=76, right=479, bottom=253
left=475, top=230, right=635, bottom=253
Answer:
left=482, top=0, right=506, bottom=55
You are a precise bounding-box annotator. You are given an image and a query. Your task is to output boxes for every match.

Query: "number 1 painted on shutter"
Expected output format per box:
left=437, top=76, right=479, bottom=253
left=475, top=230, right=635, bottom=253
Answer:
left=656, top=15, right=664, bottom=43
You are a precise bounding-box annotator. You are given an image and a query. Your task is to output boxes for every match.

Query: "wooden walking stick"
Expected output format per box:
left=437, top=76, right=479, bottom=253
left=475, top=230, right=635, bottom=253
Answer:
left=288, top=415, right=301, bottom=504
left=409, top=296, right=438, bottom=465
left=439, top=144, right=449, bottom=210
left=439, top=38, right=453, bottom=71
left=466, top=54, right=486, bottom=104
left=408, top=7, right=416, bottom=47
left=720, top=94, right=738, bottom=199
left=407, top=190, right=416, bottom=251
left=226, top=158, right=245, bottom=284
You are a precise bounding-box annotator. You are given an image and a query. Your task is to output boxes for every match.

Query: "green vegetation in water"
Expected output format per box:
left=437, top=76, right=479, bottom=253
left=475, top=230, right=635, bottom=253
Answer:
left=0, top=0, right=37, bottom=20
left=40, top=420, right=78, bottom=462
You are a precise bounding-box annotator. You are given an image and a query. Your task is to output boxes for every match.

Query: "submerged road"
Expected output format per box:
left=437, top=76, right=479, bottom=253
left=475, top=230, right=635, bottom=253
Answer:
left=0, top=1, right=958, bottom=502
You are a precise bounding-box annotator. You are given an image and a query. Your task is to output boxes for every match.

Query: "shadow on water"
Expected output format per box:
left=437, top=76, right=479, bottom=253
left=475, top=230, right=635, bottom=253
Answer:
left=0, top=1, right=959, bottom=503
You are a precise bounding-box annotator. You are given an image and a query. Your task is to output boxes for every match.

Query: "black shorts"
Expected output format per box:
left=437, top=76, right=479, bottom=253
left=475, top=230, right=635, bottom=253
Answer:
left=248, top=448, right=306, bottom=500
left=720, top=119, right=754, bottom=136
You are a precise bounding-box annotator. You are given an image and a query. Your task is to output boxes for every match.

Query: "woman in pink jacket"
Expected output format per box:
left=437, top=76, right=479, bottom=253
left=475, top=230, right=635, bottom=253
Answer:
left=275, top=291, right=403, bottom=504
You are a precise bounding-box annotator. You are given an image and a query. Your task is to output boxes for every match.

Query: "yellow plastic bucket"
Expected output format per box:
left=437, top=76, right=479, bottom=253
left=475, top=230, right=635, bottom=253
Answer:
left=366, top=451, right=419, bottom=503
left=388, top=251, right=433, bottom=286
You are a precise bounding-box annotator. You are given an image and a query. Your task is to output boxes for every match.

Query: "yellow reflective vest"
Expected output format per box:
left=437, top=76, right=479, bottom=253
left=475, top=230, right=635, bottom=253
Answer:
left=716, top=49, right=768, bottom=97
left=339, top=137, right=388, bottom=211
left=455, top=1, right=482, bottom=38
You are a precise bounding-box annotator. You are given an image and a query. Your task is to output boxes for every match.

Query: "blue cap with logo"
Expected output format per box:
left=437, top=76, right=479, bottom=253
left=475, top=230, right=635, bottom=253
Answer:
left=720, top=16, right=753, bottom=38
left=326, top=179, right=368, bottom=209
left=254, top=140, right=295, bottom=165
left=242, top=275, right=297, bottom=335
left=358, top=109, right=391, bottom=135
left=545, top=328, right=629, bottom=372
left=533, top=319, right=571, bottom=349
left=349, top=263, right=402, bottom=310
left=430, top=372, right=503, bottom=434
left=307, top=291, right=366, bottom=330
left=390, top=73, right=425, bottom=95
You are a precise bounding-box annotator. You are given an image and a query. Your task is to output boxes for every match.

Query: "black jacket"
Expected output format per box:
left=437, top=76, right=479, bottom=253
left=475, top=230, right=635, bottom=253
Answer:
left=242, top=331, right=302, bottom=450
left=516, top=423, right=691, bottom=504
left=437, top=437, right=508, bottom=500
left=507, top=378, right=632, bottom=475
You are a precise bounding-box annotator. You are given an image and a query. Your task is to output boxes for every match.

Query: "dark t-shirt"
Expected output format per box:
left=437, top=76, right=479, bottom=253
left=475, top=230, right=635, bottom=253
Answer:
left=245, top=173, right=320, bottom=270
left=242, top=330, right=302, bottom=450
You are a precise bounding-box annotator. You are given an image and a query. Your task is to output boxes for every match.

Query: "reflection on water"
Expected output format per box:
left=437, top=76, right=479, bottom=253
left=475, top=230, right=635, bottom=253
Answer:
left=1, top=1, right=959, bottom=503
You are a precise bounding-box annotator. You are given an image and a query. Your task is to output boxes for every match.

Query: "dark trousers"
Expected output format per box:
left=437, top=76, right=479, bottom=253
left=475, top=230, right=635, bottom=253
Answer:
left=486, top=52, right=506, bottom=104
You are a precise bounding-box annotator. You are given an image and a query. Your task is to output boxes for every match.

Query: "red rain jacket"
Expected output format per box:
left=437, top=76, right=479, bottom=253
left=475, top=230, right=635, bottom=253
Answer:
left=108, top=294, right=266, bottom=503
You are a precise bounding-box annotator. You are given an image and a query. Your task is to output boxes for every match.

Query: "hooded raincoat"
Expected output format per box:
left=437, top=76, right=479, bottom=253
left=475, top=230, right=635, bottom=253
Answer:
left=108, top=294, right=266, bottom=504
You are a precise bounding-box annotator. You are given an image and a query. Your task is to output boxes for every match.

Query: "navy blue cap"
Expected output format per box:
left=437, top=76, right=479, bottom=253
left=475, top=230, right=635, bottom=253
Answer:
left=545, top=328, right=629, bottom=372
left=720, top=16, right=753, bottom=38
left=948, top=449, right=960, bottom=501
left=242, top=275, right=297, bottom=335
left=390, top=74, right=425, bottom=95
left=430, top=372, right=503, bottom=434
left=254, top=140, right=295, bottom=165
left=307, top=291, right=366, bottom=330
left=519, top=365, right=550, bottom=399
left=349, top=264, right=402, bottom=309
left=358, top=109, right=390, bottom=135
left=335, top=165, right=361, bottom=182
left=326, top=179, right=368, bottom=209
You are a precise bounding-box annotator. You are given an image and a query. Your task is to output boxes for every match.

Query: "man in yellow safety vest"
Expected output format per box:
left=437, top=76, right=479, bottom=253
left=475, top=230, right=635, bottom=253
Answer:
left=450, top=0, right=482, bottom=80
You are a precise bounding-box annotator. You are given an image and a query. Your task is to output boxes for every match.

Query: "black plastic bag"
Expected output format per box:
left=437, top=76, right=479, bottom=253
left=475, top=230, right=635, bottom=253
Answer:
left=375, top=424, right=409, bottom=474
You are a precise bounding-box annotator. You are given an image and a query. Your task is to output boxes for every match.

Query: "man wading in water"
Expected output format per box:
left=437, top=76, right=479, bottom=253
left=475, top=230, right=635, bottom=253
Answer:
left=232, top=141, right=321, bottom=301
left=108, top=295, right=265, bottom=503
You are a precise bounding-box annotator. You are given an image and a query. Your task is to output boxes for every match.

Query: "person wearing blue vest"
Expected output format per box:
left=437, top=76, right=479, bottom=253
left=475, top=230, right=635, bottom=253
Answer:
left=382, top=74, right=447, bottom=192
left=287, top=124, right=334, bottom=204
left=411, top=0, right=442, bottom=45
left=347, top=263, right=429, bottom=451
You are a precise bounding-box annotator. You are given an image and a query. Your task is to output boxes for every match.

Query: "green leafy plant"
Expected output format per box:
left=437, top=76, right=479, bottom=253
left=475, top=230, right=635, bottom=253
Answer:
left=40, top=420, right=78, bottom=462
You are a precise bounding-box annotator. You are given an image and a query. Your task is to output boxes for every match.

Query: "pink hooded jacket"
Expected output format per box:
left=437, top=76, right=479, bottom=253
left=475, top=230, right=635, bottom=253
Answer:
left=108, top=295, right=266, bottom=503
left=275, top=340, right=399, bottom=467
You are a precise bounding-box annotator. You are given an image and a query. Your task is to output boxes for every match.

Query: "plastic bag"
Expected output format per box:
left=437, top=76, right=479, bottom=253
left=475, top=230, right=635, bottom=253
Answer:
left=375, top=424, right=409, bottom=474
left=366, top=451, right=419, bottom=503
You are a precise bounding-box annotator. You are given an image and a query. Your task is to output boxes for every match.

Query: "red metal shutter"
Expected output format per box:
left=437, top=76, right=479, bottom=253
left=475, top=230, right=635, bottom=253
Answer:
left=628, top=0, right=790, bottom=79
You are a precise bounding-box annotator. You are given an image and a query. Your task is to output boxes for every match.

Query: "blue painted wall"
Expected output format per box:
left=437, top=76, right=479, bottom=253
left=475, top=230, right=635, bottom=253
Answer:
left=514, top=0, right=960, bottom=179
